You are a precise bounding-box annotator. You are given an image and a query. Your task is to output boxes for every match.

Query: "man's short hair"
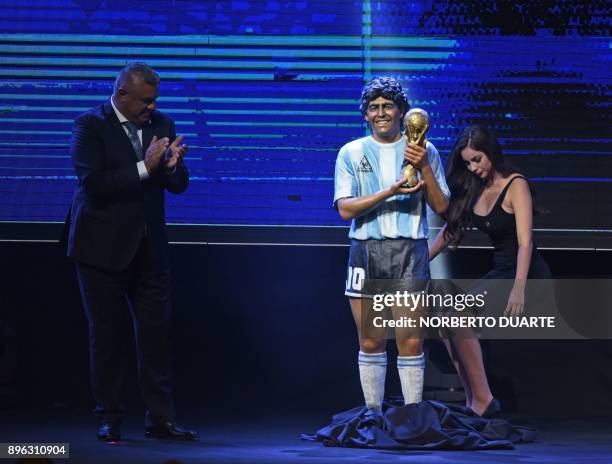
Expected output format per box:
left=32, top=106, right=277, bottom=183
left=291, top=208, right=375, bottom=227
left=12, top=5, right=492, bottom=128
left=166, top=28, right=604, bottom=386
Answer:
left=359, top=76, right=410, bottom=116
left=114, top=62, right=160, bottom=94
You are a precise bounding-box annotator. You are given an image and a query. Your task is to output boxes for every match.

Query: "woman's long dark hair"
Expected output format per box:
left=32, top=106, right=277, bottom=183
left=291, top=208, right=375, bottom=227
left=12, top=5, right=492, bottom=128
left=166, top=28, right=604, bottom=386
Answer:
left=444, top=125, right=516, bottom=245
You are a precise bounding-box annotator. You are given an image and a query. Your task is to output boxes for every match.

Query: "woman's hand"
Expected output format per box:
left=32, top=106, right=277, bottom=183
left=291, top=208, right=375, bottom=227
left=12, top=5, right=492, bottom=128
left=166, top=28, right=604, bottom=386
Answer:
left=504, top=284, right=525, bottom=316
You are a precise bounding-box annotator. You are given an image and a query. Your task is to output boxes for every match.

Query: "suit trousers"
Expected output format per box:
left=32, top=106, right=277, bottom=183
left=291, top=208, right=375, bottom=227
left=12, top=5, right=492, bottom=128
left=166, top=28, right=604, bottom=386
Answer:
left=75, top=237, right=176, bottom=426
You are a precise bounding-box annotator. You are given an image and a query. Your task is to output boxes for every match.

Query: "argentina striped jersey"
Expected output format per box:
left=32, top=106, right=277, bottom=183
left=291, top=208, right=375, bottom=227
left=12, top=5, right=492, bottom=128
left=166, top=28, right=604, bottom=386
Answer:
left=334, top=136, right=449, bottom=240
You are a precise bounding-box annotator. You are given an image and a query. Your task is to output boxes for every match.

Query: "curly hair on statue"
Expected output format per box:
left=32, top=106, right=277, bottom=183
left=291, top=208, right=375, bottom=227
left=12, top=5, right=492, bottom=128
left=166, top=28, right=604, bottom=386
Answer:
left=359, top=76, right=410, bottom=116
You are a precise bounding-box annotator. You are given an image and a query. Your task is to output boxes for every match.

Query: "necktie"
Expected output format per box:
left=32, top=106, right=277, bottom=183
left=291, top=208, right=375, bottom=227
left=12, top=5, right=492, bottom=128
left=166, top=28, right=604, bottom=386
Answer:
left=123, top=121, right=143, bottom=160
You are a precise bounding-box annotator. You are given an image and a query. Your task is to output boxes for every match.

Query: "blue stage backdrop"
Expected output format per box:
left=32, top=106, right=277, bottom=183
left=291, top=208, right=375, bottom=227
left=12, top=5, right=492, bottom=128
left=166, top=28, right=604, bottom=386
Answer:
left=0, top=1, right=609, bottom=230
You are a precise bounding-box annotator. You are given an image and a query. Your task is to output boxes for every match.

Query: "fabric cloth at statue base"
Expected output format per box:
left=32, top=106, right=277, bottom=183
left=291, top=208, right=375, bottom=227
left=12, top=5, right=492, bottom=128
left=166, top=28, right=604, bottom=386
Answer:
left=302, top=400, right=536, bottom=450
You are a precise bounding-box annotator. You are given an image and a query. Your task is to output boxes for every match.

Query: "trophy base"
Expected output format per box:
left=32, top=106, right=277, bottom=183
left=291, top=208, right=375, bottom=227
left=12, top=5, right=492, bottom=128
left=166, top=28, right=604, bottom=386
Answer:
left=402, top=164, right=418, bottom=189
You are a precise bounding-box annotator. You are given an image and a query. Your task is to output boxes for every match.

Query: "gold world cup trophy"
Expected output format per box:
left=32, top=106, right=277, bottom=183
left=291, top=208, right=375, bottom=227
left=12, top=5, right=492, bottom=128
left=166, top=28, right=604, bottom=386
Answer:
left=402, top=108, right=430, bottom=187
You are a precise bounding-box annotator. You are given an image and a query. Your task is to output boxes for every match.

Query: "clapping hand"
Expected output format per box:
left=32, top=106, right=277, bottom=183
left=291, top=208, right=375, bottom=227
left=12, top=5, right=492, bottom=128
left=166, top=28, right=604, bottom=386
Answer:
left=144, top=135, right=170, bottom=174
left=165, top=135, right=188, bottom=172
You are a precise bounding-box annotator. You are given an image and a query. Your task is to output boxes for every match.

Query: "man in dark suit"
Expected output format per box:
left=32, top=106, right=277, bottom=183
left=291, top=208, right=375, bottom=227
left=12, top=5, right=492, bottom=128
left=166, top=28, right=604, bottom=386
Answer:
left=66, top=62, right=197, bottom=441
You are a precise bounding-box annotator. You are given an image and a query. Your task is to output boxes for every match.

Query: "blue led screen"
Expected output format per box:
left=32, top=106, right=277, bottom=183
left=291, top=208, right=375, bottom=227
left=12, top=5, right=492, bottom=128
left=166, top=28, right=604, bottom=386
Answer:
left=0, top=1, right=610, bottom=230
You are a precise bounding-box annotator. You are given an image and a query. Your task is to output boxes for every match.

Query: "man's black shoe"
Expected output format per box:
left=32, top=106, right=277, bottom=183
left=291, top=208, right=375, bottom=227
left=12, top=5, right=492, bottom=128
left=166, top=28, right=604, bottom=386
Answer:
left=144, top=422, right=199, bottom=440
left=97, top=421, right=121, bottom=442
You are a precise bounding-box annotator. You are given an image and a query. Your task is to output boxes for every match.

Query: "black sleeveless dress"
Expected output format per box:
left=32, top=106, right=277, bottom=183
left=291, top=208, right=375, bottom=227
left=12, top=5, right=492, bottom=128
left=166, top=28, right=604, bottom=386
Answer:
left=471, top=175, right=551, bottom=279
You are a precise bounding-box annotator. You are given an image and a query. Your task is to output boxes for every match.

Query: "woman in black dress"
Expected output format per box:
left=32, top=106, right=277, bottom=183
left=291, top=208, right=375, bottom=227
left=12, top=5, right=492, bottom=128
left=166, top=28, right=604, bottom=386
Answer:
left=429, top=124, right=551, bottom=416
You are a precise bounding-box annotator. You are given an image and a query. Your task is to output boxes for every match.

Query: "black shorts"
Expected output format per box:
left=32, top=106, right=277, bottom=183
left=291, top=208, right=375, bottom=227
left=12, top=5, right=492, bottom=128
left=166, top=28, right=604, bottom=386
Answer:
left=345, top=238, right=430, bottom=298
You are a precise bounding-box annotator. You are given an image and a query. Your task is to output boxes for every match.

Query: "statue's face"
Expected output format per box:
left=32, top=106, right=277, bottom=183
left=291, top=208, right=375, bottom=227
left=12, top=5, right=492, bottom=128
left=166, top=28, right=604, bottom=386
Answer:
left=364, top=97, right=403, bottom=143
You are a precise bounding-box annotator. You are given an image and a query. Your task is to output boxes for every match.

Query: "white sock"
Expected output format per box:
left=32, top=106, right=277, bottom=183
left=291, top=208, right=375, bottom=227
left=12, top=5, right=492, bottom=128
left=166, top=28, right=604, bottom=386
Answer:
left=397, top=352, right=425, bottom=405
left=358, top=351, right=387, bottom=412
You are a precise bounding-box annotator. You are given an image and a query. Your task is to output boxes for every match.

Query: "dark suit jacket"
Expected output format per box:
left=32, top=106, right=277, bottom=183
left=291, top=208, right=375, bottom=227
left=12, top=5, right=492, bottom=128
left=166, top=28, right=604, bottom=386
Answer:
left=66, top=100, right=188, bottom=272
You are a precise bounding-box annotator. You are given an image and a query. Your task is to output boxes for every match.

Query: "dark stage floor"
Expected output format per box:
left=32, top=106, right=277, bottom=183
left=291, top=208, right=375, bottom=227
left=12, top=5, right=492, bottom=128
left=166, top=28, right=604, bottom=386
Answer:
left=1, top=409, right=611, bottom=464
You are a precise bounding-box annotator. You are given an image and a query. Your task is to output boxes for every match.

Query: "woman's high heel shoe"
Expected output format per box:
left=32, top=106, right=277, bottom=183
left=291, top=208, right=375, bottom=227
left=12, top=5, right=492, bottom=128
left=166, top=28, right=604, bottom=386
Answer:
left=480, top=397, right=501, bottom=418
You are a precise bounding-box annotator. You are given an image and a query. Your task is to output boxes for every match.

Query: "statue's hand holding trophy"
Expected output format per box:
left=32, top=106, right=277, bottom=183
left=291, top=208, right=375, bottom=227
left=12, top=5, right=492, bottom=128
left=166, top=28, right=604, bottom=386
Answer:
left=402, top=108, right=429, bottom=188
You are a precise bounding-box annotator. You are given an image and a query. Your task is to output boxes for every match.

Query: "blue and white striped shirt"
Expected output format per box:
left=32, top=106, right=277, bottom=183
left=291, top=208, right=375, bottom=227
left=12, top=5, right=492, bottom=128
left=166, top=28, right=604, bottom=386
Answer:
left=334, top=135, right=449, bottom=240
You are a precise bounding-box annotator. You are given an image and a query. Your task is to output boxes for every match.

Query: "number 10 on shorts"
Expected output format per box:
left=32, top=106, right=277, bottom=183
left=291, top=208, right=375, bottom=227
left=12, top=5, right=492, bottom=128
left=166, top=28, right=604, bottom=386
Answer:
left=347, top=266, right=365, bottom=292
